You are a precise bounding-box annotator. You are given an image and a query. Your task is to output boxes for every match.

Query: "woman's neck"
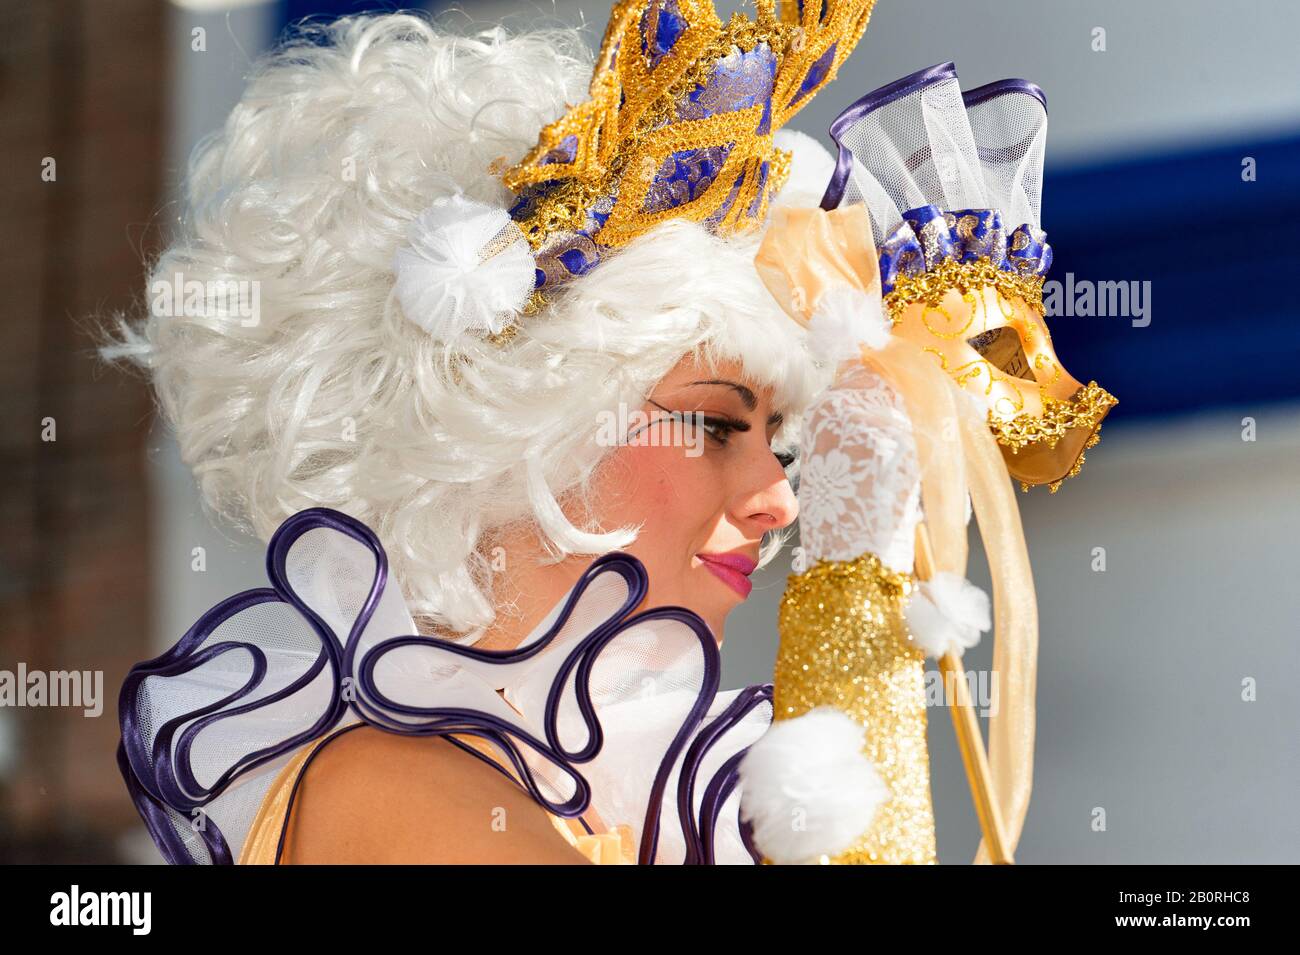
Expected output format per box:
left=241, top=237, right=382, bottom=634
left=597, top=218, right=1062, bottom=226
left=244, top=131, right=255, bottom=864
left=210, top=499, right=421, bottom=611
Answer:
left=431, top=536, right=591, bottom=653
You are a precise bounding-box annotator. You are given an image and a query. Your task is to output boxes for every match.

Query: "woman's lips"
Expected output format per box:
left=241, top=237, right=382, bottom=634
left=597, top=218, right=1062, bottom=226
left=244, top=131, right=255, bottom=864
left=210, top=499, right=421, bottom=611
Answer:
left=696, top=552, right=757, bottom=599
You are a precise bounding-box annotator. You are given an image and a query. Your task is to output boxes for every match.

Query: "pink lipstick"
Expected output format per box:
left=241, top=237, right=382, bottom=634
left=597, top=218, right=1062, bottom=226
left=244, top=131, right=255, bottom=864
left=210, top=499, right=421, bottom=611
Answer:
left=696, top=552, right=757, bottom=599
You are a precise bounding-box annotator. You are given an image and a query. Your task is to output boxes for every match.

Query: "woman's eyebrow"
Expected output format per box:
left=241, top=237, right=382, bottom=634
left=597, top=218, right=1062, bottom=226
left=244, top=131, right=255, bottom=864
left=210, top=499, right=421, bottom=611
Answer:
left=684, top=379, right=783, bottom=428
left=686, top=379, right=757, bottom=411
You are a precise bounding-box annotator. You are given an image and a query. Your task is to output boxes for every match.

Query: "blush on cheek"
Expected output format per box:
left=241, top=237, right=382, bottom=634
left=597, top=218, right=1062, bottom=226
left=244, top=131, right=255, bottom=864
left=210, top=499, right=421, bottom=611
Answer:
left=600, top=452, right=676, bottom=567
left=596, top=444, right=678, bottom=517
left=638, top=443, right=712, bottom=509
left=597, top=444, right=718, bottom=555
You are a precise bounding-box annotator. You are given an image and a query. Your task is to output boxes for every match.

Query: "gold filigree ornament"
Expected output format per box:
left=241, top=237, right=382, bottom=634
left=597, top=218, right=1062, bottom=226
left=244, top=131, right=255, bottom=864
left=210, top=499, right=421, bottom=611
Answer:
left=393, top=0, right=878, bottom=346
left=884, top=257, right=1118, bottom=491
left=391, top=0, right=878, bottom=346
left=497, top=0, right=878, bottom=318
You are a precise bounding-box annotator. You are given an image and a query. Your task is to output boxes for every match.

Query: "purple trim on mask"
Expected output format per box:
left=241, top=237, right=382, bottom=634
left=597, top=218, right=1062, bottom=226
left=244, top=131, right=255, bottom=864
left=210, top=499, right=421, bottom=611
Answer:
left=962, top=77, right=1047, bottom=113
left=821, top=62, right=958, bottom=211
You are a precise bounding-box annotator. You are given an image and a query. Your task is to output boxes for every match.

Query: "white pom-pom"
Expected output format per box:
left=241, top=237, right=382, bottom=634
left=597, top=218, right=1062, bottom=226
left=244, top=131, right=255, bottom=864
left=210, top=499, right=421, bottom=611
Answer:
left=806, top=284, right=892, bottom=365
left=738, top=706, right=889, bottom=864
left=771, top=128, right=837, bottom=209
left=904, top=571, right=992, bottom=658
left=392, top=193, right=536, bottom=341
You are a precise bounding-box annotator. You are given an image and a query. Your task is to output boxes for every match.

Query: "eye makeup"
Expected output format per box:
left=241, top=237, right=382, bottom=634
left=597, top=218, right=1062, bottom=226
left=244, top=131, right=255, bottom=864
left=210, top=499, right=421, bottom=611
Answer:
left=647, top=398, right=796, bottom=469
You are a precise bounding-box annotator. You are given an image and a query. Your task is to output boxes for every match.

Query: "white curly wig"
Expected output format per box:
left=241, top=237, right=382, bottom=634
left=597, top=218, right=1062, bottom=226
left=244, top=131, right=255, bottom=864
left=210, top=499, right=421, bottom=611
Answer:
left=107, top=12, right=834, bottom=636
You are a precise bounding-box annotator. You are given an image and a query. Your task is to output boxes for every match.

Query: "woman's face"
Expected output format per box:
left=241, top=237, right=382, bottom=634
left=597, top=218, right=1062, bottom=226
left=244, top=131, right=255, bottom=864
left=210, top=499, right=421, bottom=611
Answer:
left=588, top=353, right=799, bottom=643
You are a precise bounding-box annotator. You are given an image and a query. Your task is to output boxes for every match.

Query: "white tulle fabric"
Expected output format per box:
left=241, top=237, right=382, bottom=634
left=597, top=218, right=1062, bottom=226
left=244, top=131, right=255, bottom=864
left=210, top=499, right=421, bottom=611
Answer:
left=128, top=520, right=767, bottom=865
left=392, top=193, right=537, bottom=340
left=831, top=68, right=1046, bottom=245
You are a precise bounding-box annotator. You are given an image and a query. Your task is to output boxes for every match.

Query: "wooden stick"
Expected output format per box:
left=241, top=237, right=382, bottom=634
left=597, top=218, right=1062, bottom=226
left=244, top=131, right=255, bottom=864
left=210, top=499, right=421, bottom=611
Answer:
left=914, top=523, right=1014, bottom=865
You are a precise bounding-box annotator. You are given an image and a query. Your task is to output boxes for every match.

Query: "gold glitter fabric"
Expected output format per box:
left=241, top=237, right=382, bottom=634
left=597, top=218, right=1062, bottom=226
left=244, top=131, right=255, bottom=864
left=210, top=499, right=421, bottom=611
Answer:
left=773, top=554, right=937, bottom=864
left=498, top=0, right=878, bottom=303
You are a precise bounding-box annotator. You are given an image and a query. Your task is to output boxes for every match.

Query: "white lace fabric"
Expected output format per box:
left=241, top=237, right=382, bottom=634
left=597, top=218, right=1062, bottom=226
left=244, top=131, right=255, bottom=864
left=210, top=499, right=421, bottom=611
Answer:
left=796, top=361, right=923, bottom=574
left=796, top=357, right=979, bottom=575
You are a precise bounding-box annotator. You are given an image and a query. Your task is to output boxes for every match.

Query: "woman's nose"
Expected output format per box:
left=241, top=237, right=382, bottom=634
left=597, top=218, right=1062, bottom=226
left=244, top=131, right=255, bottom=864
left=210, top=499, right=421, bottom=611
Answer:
left=739, top=455, right=799, bottom=532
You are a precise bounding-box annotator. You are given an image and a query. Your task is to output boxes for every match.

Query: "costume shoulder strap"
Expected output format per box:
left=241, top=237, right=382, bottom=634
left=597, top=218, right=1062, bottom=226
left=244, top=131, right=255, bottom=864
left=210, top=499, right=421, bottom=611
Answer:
left=239, top=721, right=367, bottom=864
left=239, top=721, right=634, bottom=864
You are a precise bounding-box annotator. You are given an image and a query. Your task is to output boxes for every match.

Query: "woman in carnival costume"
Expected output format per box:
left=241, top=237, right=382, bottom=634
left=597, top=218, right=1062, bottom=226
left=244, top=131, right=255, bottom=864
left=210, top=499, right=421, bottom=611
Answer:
left=110, top=0, right=1114, bottom=865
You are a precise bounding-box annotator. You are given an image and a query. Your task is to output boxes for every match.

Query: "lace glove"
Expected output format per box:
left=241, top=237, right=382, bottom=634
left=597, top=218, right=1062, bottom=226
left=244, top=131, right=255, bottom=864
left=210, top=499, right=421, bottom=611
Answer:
left=767, top=360, right=938, bottom=864
left=794, top=360, right=923, bottom=573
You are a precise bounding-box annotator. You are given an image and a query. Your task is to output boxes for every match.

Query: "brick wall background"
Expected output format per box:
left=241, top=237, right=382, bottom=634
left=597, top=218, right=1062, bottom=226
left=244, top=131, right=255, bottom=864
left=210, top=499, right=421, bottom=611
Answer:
left=0, top=0, right=163, bottom=863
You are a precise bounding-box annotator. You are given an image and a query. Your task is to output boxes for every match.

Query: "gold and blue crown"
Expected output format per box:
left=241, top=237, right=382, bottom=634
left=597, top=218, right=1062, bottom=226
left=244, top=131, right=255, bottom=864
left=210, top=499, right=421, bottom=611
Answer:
left=500, top=0, right=878, bottom=300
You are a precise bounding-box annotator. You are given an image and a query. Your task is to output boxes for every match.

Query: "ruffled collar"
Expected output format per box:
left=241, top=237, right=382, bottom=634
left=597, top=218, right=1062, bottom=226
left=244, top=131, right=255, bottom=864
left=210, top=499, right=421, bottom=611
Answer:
left=118, top=508, right=771, bottom=865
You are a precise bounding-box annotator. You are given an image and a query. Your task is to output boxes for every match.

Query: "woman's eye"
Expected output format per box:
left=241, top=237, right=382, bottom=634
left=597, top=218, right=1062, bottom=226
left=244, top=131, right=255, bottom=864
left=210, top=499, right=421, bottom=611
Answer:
left=668, top=411, right=736, bottom=444
left=699, top=417, right=737, bottom=442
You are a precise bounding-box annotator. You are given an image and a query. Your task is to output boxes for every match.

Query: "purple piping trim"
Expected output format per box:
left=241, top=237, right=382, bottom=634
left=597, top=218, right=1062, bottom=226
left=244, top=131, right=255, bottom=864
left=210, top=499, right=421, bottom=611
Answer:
left=962, top=77, right=1047, bottom=113
left=354, top=551, right=650, bottom=819
left=701, top=748, right=759, bottom=864
left=159, top=509, right=375, bottom=803
left=115, top=739, right=213, bottom=864
left=821, top=62, right=958, bottom=211
left=677, top=682, right=773, bottom=864
left=119, top=596, right=344, bottom=862
left=117, top=509, right=370, bottom=863
left=120, top=506, right=748, bottom=865
left=359, top=583, right=727, bottom=863
left=360, top=599, right=723, bottom=864
left=290, top=513, right=726, bottom=864
left=359, top=591, right=726, bottom=864
left=623, top=606, right=721, bottom=864
left=963, top=78, right=1049, bottom=170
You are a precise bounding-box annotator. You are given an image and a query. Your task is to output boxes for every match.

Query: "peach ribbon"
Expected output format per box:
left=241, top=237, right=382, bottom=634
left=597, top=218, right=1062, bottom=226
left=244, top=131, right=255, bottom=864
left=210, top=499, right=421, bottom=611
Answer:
left=755, top=205, right=1040, bottom=865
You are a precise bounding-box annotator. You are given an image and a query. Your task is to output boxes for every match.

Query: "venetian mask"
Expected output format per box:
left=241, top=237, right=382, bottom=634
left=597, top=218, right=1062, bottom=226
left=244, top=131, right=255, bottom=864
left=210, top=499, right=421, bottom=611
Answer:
left=819, top=62, right=1117, bottom=489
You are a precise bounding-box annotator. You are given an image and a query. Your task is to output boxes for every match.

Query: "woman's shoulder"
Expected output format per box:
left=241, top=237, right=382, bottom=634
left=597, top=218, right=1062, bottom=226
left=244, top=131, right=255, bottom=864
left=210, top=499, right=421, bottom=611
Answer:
left=278, top=724, right=589, bottom=864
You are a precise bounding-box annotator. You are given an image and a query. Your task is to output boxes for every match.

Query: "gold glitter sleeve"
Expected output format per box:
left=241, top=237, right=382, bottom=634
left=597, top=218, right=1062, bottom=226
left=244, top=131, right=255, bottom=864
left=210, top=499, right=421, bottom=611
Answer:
left=771, top=553, right=937, bottom=864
